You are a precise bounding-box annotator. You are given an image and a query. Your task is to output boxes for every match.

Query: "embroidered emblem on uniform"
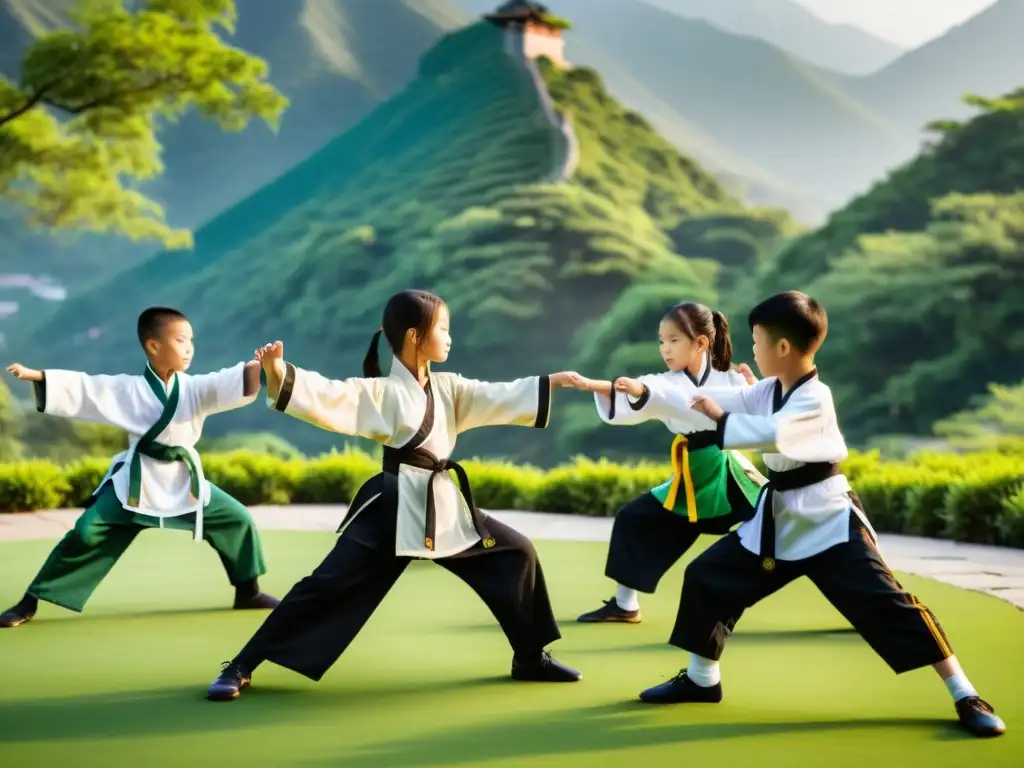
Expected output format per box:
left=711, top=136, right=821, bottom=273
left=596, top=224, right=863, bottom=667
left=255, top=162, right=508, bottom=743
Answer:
left=424, top=537, right=434, bottom=550
left=762, top=557, right=776, bottom=572
left=483, top=537, right=496, bottom=548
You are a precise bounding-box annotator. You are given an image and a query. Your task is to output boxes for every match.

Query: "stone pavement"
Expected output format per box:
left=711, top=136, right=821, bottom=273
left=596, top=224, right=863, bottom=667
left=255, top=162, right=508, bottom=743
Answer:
left=3, top=505, right=1023, bottom=611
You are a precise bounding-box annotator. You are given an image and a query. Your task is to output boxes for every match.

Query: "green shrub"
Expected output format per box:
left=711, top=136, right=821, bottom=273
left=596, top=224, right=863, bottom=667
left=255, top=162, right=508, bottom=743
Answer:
left=460, top=458, right=545, bottom=510
left=0, top=461, right=69, bottom=512
left=533, top=457, right=668, bottom=517
left=0, top=448, right=1021, bottom=548
left=941, top=469, right=1024, bottom=544
left=292, top=450, right=378, bottom=504
left=852, top=466, right=921, bottom=533
left=60, top=457, right=114, bottom=507
left=997, top=484, right=1024, bottom=548
left=904, top=476, right=954, bottom=537
left=202, top=452, right=302, bottom=506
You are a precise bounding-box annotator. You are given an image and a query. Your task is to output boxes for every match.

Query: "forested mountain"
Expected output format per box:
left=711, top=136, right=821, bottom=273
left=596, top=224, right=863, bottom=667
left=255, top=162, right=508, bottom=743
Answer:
left=12, top=22, right=790, bottom=463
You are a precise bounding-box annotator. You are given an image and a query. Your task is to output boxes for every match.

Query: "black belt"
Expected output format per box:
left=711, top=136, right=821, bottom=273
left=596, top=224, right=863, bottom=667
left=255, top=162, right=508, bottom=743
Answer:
left=382, top=445, right=495, bottom=552
left=757, top=462, right=841, bottom=572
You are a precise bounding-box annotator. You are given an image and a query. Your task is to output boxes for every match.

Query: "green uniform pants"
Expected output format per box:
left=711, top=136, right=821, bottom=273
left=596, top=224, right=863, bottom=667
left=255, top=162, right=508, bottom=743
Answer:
left=27, top=483, right=267, bottom=613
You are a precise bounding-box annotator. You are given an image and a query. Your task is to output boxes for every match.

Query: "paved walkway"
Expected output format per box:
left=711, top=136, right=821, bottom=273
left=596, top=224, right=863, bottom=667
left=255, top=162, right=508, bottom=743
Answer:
left=3, top=506, right=1023, bottom=610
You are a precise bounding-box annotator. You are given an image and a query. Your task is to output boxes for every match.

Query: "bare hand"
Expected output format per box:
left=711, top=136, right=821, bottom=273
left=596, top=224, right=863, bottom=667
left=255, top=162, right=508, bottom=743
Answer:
left=257, top=341, right=284, bottom=364
left=5, top=363, right=43, bottom=382
left=613, top=377, right=646, bottom=398
left=550, top=371, right=583, bottom=389
left=691, top=395, right=724, bottom=422
left=734, top=363, right=757, bottom=385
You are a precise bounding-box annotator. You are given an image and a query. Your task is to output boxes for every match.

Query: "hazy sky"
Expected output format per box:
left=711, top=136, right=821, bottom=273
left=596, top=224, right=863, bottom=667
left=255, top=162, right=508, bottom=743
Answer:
left=793, top=0, right=1000, bottom=47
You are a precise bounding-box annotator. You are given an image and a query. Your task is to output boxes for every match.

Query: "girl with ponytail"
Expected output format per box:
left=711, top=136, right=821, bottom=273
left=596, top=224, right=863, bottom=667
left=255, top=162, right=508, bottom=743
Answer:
left=572, top=302, right=765, bottom=627
left=207, top=289, right=583, bottom=702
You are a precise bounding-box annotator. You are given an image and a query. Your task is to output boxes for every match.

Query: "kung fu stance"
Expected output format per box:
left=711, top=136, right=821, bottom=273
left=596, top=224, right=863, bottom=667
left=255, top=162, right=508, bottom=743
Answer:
left=629, top=291, right=1005, bottom=739
left=1, top=307, right=279, bottom=629
left=207, top=290, right=582, bottom=700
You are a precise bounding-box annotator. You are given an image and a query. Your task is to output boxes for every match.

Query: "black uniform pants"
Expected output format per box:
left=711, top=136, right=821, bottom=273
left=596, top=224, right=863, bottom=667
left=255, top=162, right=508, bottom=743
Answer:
left=606, top=483, right=753, bottom=594
left=233, top=475, right=561, bottom=681
left=671, top=513, right=954, bottom=674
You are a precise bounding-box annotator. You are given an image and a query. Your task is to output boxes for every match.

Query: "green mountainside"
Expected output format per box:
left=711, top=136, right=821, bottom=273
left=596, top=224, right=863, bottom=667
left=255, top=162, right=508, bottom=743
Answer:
left=0, top=0, right=465, bottom=338
left=14, top=21, right=788, bottom=464
left=731, top=88, right=1024, bottom=443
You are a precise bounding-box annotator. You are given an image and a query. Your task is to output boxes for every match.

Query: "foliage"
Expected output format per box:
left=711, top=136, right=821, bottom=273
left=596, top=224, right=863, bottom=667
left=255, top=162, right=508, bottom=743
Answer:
left=0, top=0, right=287, bottom=248
left=196, top=430, right=304, bottom=459
left=2, top=446, right=1023, bottom=547
left=18, top=22, right=782, bottom=465
left=747, top=88, right=1024, bottom=299
left=933, top=380, right=1024, bottom=454
left=803, top=192, right=1024, bottom=440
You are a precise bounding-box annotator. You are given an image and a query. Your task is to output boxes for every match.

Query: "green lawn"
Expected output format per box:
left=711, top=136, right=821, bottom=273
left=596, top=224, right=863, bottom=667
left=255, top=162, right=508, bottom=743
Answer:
left=0, top=530, right=1021, bottom=766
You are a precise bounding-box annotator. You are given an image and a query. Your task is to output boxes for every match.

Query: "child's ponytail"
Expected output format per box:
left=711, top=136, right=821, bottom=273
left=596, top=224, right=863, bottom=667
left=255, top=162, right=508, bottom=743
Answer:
left=363, top=330, right=383, bottom=377
left=710, top=311, right=733, bottom=371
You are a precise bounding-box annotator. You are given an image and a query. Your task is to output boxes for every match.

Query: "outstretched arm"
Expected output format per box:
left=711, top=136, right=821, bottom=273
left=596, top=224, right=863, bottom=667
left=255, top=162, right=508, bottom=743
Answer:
left=259, top=342, right=391, bottom=440
left=189, top=359, right=262, bottom=417
left=450, top=371, right=579, bottom=432
left=7, top=362, right=140, bottom=430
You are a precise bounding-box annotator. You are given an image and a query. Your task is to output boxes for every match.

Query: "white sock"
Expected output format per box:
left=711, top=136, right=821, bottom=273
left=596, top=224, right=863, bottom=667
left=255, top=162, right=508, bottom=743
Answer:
left=942, top=658, right=978, bottom=702
left=687, top=653, right=721, bottom=687
left=614, top=584, right=639, bottom=612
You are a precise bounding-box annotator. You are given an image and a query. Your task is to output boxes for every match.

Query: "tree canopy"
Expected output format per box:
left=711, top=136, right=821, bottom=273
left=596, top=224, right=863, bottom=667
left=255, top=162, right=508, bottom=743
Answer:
left=0, top=0, right=287, bottom=248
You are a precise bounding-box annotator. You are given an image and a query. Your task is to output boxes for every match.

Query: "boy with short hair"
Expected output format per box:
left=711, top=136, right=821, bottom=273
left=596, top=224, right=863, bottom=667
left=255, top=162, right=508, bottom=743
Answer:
left=1, top=307, right=280, bottom=628
left=621, top=291, right=1005, bottom=739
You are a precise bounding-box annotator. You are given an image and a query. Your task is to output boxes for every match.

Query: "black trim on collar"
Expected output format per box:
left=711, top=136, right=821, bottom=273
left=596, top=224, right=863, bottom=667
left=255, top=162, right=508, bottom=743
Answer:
left=682, top=361, right=711, bottom=388
left=772, top=368, right=818, bottom=413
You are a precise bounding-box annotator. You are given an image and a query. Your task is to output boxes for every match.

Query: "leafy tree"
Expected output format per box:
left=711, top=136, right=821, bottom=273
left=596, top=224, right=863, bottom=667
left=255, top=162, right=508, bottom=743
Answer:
left=738, top=87, right=1024, bottom=307
left=0, top=0, right=287, bottom=248
left=933, top=380, right=1024, bottom=454
left=808, top=191, right=1024, bottom=441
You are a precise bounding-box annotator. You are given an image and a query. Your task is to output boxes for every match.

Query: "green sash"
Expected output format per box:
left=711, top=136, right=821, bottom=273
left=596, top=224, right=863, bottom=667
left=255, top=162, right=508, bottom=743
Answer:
left=126, top=365, right=201, bottom=508
left=650, top=443, right=763, bottom=522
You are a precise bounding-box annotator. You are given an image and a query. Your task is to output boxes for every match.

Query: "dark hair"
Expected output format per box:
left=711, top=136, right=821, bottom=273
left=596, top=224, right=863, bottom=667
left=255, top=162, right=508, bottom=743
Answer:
left=137, top=306, right=188, bottom=347
left=662, top=302, right=733, bottom=371
left=747, top=291, right=827, bottom=354
left=363, top=290, right=448, bottom=377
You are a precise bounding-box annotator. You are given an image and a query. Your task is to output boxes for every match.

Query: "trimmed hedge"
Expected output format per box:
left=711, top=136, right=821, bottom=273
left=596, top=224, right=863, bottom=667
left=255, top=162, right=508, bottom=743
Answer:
left=1, top=448, right=1022, bottom=548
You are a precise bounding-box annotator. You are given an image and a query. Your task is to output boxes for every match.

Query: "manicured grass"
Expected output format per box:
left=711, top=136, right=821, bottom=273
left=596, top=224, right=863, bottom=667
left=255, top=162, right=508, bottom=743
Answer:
left=0, top=531, right=1021, bottom=766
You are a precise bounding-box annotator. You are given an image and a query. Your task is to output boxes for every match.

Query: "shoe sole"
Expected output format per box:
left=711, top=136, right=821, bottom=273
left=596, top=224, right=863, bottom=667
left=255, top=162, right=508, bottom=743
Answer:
left=576, top=615, right=641, bottom=624
left=207, top=680, right=251, bottom=701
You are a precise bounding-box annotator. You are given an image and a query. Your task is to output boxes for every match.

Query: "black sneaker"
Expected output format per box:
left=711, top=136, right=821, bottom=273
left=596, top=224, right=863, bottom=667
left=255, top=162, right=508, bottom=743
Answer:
left=576, top=598, right=641, bottom=624
left=511, top=650, right=583, bottom=682
left=233, top=592, right=280, bottom=610
left=955, top=696, right=1006, bottom=737
left=639, top=670, right=722, bottom=704
left=0, top=607, right=34, bottom=628
left=207, top=662, right=251, bottom=701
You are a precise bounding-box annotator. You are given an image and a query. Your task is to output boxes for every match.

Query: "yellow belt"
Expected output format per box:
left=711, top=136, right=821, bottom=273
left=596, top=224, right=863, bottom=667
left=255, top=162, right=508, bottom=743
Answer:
left=663, top=433, right=697, bottom=522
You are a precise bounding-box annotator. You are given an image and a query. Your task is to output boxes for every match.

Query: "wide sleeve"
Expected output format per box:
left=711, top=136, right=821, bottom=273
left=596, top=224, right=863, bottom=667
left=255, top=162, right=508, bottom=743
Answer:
left=717, top=385, right=848, bottom=462
left=188, top=362, right=259, bottom=417
left=451, top=374, right=551, bottom=432
left=634, top=375, right=771, bottom=432
left=593, top=372, right=686, bottom=426
left=268, top=361, right=391, bottom=441
left=33, top=370, right=140, bottom=429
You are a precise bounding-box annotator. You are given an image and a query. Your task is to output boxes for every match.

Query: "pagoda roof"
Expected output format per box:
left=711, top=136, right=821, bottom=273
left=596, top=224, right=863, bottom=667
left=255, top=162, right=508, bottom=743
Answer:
left=485, top=1, right=552, bottom=24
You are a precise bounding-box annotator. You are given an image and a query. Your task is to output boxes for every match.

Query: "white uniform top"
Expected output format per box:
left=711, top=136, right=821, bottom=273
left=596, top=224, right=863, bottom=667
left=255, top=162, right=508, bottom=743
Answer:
left=38, top=362, right=257, bottom=538
left=643, top=370, right=875, bottom=561
left=268, top=355, right=551, bottom=559
left=592, top=354, right=766, bottom=483
left=591, top=353, right=749, bottom=430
